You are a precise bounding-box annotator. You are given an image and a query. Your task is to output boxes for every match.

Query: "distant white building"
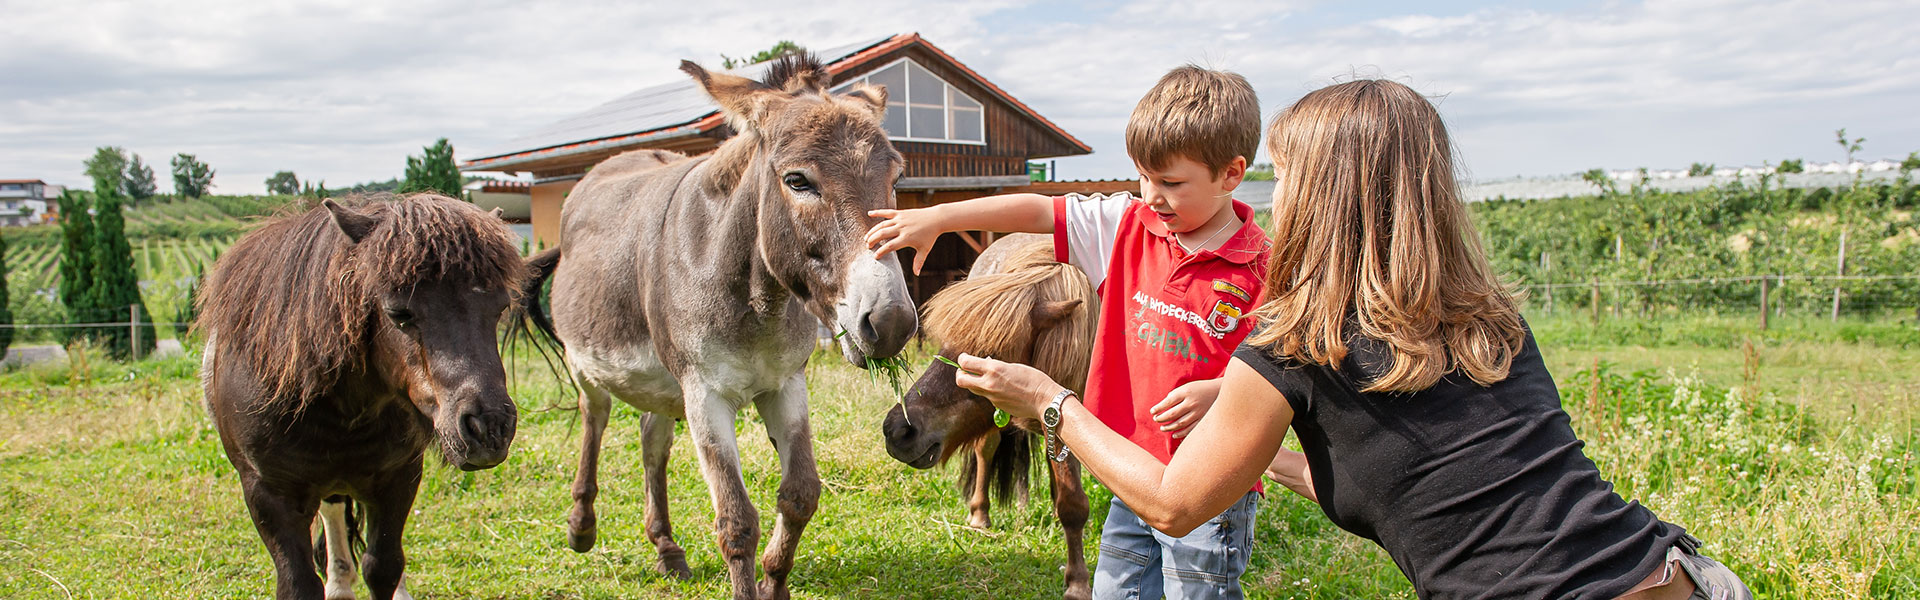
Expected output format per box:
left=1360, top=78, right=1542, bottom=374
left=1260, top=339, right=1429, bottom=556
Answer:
left=0, top=179, right=61, bottom=227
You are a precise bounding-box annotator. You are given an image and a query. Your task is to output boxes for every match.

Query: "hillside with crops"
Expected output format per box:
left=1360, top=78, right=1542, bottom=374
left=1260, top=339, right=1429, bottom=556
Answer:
left=1470, top=176, right=1920, bottom=326
left=2, top=195, right=299, bottom=339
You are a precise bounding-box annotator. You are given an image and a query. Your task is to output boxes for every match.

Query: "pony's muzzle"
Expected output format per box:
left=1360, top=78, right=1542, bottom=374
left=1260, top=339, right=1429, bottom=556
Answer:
left=454, top=404, right=517, bottom=470
left=881, top=404, right=942, bottom=469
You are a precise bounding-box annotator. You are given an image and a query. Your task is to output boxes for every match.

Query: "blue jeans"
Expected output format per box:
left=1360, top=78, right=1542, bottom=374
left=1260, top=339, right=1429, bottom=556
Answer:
left=1092, top=491, right=1258, bottom=600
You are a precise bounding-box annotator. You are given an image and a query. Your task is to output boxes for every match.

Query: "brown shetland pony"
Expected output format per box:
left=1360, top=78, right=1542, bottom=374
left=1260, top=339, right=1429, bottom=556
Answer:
left=198, top=194, right=526, bottom=600
left=881, top=234, right=1098, bottom=600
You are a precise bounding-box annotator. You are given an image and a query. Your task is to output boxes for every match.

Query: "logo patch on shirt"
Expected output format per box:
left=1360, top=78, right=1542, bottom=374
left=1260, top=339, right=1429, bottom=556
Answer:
left=1206, top=300, right=1243, bottom=334
left=1212, top=279, right=1252, bottom=303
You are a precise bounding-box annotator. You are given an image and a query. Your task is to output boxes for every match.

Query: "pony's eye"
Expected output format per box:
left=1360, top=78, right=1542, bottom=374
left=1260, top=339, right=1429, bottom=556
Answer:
left=385, top=307, right=415, bottom=328
left=784, top=173, right=814, bottom=193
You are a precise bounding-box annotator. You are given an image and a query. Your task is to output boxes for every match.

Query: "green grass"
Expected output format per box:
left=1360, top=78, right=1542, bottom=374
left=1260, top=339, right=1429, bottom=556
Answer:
left=1, top=327, right=1916, bottom=598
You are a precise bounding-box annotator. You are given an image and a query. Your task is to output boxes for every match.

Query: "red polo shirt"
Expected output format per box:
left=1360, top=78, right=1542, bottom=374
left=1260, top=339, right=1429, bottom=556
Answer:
left=1052, top=192, right=1271, bottom=469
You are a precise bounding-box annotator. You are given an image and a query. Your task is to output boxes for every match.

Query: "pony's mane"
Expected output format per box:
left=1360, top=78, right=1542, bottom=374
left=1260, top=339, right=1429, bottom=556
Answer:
left=196, top=193, right=527, bottom=410
left=922, top=240, right=1097, bottom=393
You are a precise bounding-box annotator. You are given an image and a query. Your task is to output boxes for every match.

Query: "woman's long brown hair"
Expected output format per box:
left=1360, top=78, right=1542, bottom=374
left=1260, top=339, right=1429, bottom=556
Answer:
left=1245, top=79, right=1524, bottom=393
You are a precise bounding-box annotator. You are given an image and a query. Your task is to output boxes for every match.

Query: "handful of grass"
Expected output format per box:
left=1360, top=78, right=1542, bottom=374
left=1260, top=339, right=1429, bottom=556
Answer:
left=934, top=355, right=1010, bottom=428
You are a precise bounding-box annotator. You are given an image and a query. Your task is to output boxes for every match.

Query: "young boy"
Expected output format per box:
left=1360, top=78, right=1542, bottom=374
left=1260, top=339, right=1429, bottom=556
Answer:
left=865, top=65, right=1269, bottom=599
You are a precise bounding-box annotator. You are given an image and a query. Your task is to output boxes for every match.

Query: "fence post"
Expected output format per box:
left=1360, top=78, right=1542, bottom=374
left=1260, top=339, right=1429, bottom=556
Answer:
left=1541, top=252, right=1553, bottom=315
left=1758, top=276, right=1769, bottom=331
left=1591, top=278, right=1601, bottom=327
left=130, top=304, right=142, bottom=361
left=1831, top=229, right=1847, bottom=322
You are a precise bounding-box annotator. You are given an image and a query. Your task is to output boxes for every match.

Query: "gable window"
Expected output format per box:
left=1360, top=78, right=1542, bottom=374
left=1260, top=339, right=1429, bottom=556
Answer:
left=833, top=58, right=984, bottom=145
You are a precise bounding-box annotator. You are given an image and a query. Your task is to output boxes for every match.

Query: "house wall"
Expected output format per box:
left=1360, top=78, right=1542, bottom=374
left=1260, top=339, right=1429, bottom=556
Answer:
left=530, top=180, right=575, bottom=247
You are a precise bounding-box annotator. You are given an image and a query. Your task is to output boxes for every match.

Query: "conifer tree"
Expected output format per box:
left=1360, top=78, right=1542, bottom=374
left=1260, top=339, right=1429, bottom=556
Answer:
left=56, top=190, right=96, bottom=344
left=85, top=187, right=156, bottom=358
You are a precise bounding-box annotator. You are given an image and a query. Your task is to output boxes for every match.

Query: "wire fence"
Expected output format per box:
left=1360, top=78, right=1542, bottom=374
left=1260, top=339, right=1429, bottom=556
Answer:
left=1515, top=274, right=1920, bottom=327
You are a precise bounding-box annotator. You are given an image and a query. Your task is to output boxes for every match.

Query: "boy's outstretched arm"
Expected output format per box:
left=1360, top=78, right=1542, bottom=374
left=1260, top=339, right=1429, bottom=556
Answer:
left=865, top=192, right=1054, bottom=274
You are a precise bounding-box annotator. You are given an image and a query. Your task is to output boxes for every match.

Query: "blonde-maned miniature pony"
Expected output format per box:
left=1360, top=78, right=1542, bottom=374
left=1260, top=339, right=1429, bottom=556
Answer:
left=880, top=233, right=1098, bottom=600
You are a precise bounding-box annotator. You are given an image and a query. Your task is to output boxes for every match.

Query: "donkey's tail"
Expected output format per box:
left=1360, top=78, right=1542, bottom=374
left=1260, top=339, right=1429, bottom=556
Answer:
left=504, top=247, right=574, bottom=400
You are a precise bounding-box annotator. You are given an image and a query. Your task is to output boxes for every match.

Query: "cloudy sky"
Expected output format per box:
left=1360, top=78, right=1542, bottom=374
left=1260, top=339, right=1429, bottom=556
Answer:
left=4, top=0, right=1916, bottom=194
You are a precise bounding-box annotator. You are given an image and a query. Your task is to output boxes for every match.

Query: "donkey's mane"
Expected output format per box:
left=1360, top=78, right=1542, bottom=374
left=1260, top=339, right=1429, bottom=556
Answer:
left=196, top=193, right=526, bottom=409
left=763, top=52, right=830, bottom=92
left=923, top=240, right=1097, bottom=394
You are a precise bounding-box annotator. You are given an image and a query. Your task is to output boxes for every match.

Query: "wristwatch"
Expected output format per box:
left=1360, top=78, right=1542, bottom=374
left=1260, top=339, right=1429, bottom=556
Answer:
left=1044, top=388, right=1077, bottom=462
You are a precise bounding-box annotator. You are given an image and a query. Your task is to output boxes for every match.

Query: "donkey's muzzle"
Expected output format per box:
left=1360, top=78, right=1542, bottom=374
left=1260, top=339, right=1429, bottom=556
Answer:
left=836, top=254, right=917, bottom=366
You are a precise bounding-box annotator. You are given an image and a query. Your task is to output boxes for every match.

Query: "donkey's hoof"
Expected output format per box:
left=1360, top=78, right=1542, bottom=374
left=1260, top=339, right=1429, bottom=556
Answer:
left=567, top=509, right=597, bottom=552
left=566, top=526, right=597, bottom=553
left=657, top=549, right=693, bottom=580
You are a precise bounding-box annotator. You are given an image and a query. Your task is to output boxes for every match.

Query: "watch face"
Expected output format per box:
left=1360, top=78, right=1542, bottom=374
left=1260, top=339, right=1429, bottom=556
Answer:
left=1043, top=406, right=1061, bottom=428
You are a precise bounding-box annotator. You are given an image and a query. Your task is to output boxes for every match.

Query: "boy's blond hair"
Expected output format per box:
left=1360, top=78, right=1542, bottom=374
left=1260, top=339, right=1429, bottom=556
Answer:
left=1125, top=65, right=1261, bottom=176
left=1246, top=79, right=1524, bottom=393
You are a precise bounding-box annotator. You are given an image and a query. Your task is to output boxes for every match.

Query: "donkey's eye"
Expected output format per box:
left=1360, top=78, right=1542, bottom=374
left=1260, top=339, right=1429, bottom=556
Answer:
left=783, top=173, right=814, bottom=193
left=385, top=307, right=415, bottom=328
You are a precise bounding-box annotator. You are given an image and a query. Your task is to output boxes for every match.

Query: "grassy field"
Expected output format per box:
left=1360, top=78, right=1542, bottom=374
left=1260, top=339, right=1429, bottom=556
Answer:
left=1, top=323, right=1916, bottom=599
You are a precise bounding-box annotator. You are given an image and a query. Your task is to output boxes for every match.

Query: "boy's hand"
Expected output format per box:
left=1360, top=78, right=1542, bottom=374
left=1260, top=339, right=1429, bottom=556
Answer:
left=1151, top=378, right=1222, bottom=439
left=865, top=208, right=943, bottom=275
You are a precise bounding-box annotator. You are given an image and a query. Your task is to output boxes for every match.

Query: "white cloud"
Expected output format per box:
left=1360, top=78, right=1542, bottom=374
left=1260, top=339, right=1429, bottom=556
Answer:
left=2, top=0, right=1915, bottom=192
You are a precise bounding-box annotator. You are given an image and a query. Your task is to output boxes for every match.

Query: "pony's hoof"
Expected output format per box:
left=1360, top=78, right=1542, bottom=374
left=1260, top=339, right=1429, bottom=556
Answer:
left=756, top=579, right=790, bottom=600
left=324, top=590, right=356, bottom=600
left=1063, top=585, right=1093, bottom=600
left=967, top=513, right=992, bottom=530
left=657, top=549, right=693, bottom=580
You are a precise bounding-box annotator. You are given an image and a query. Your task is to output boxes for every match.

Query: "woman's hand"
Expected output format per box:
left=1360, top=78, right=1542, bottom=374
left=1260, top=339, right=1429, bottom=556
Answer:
left=865, top=207, right=945, bottom=275
left=953, top=353, right=1067, bottom=420
left=1150, top=378, right=1221, bottom=439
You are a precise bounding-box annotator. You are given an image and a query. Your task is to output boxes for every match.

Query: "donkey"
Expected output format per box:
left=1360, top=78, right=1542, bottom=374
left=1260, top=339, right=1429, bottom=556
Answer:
left=881, top=234, right=1098, bottom=600
left=198, top=194, right=527, bottom=600
left=516, top=54, right=915, bottom=600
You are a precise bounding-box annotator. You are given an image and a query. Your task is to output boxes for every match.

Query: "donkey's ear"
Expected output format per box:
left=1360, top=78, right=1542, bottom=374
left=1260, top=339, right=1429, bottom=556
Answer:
left=843, top=82, right=888, bottom=120
left=681, top=60, right=777, bottom=129
left=323, top=199, right=379, bottom=243
left=1031, top=299, right=1084, bottom=329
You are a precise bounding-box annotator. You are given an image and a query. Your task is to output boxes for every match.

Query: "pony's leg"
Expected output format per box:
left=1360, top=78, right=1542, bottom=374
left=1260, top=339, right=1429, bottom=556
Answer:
left=640, top=411, right=693, bottom=578
left=319, top=498, right=358, bottom=600
left=1050, top=457, right=1093, bottom=600
left=239, top=477, right=323, bottom=600
left=360, top=463, right=421, bottom=600
left=752, top=375, right=821, bottom=600
left=967, top=429, right=1001, bottom=529
left=567, top=384, right=614, bottom=553
left=682, top=381, right=761, bottom=600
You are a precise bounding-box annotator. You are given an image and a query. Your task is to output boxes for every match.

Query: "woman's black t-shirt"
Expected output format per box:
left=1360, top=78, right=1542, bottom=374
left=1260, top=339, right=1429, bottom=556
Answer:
left=1233, top=329, right=1682, bottom=599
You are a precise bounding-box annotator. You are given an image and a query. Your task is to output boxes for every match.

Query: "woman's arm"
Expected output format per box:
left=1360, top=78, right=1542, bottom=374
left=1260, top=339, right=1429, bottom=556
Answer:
left=956, top=354, right=1295, bottom=536
left=1266, top=447, right=1317, bottom=503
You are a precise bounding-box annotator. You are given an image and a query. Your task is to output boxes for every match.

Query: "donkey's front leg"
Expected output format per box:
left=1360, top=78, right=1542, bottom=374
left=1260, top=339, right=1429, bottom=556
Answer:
left=683, top=383, right=761, bottom=599
left=567, top=384, right=614, bottom=553
left=639, top=411, right=693, bottom=578
left=1050, top=458, right=1093, bottom=600
left=753, top=375, right=821, bottom=600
